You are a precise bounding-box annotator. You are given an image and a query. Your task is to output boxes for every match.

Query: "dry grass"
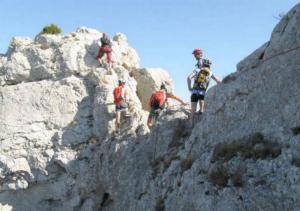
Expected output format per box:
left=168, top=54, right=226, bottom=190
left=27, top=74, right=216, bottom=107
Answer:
left=155, top=196, right=165, bottom=211
left=180, top=155, right=194, bottom=174
left=169, top=120, right=191, bottom=149
left=232, top=169, right=244, bottom=187
left=151, top=155, right=180, bottom=178
left=211, top=133, right=281, bottom=162
left=207, top=163, right=229, bottom=187
left=292, top=154, right=300, bottom=167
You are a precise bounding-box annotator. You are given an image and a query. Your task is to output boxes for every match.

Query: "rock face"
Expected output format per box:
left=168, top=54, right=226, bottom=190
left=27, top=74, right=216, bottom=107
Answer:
left=1, top=3, right=300, bottom=210
left=0, top=26, right=169, bottom=210
left=132, top=67, right=174, bottom=111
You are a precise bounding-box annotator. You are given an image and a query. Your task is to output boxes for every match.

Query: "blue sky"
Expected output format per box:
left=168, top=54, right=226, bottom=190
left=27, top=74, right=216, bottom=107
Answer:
left=0, top=0, right=299, bottom=100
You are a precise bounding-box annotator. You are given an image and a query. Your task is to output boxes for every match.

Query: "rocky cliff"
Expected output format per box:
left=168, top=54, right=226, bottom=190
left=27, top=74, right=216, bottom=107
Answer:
left=1, top=3, right=300, bottom=211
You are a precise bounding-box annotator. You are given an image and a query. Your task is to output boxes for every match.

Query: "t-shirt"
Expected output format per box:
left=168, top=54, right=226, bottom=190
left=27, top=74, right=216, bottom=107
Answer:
left=101, top=37, right=112, bottom=47
left=195, top=59, right=203, bottom=68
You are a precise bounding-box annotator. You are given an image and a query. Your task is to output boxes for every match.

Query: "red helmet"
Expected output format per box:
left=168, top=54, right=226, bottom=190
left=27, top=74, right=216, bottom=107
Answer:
left=192, top=48, right=202, bottom=55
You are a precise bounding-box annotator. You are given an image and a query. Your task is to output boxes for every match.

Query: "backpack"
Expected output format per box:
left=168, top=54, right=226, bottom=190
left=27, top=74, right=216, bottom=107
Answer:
left=113, top=86, right=124, bottom=105
left=101, top=37, right=112, bottom=46
left=193, top=67, right=212, bottom=90
left=150, top=91, right=166, bottom=108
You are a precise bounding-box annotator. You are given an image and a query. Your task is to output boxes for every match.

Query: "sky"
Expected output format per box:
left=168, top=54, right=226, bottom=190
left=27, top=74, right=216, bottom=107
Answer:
left=0, top=0, right=299, bottom=101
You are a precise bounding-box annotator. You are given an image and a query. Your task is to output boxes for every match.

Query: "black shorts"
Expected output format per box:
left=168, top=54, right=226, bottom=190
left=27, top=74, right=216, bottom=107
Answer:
left=116, top=102, right=128, bottom=111
left=191, top=89, right=206, bottom=102
left=149, top=106, right=162, bottom=120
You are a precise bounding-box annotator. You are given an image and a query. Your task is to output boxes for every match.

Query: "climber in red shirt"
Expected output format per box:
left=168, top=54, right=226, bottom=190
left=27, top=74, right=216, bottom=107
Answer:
left=147, top=84, right=186, bottom=128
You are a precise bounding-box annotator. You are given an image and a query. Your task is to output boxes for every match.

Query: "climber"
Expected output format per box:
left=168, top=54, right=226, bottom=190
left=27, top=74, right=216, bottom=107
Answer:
left=96, top=33, right=113, bottom=69
left=187, top=58, right=221, bottom=126
left=193, top=48, right=203, bottom=68
left=113, top=79, right=130, bottom=133
left=147, top=84, right=186, bottom=128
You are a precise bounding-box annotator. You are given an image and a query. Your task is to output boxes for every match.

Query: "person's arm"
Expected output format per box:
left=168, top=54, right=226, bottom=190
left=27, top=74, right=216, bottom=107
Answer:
left=123, top=88, right=129, bottom=102
left=211, top=74, right=222, bottom=84
left=167, top=94, right=186, bottom=105
left=187, top=71, right=195, bottom=91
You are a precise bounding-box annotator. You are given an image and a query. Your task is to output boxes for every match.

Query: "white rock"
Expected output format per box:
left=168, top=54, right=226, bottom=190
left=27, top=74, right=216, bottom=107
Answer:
left=1, top=4, right=299, bottom=209
left=112, top=33, right=140, bottom=70
left=132, top=67, right=174, bottom=110
left=0, top=203, right=13, bottom=211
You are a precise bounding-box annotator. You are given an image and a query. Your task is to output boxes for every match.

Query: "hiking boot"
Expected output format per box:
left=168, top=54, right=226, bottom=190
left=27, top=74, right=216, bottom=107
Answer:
left=195, top=111, right=203, bottom=115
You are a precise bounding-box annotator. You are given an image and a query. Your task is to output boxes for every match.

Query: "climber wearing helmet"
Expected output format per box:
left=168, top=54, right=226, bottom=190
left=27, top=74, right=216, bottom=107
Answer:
left=192, top=48, right=203, bottom=68
left=187, top=58, right=221, bottom=126
left=113, top=79, right=130, bottom=133
left=96, top=33, right=113, bottom=69
left=147, top=84, right=186, bottom=128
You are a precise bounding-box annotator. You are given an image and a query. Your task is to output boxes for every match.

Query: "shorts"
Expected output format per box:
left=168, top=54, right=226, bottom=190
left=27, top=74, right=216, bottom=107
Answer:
left=116, top=102, right=128, bottom=111
left=191, top=89, right=206, bottom=102
left=149, top=106, right=162, bottom=120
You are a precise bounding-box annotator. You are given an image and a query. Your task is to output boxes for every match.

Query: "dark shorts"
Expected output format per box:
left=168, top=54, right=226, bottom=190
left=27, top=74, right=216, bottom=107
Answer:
left=149, top=106, right=162, bottom=120
left=191, top=89, right=206, bottom=102
left=116, top=102, right=128, bottom=111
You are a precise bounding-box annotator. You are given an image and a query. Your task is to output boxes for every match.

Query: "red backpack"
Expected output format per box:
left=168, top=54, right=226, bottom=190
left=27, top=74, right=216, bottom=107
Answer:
left=113, top=86, right=123, bottom=105
left=150, top=91, right=166, bottom=108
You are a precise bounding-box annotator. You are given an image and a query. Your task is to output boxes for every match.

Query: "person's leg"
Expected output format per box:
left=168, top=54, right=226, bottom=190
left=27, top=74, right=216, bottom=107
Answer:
left=199, top=100, right=205, bottom=114
left=102, top=46, right=112, bottom=69
left=198, top=93, right=205, bottom=114
left=120, top=102, right=130, bottom=117
left=147, top=107, right=156, bottom=128
left=154, top=109, right=161, bottom=122
left=147, top=115, right=153, bottom=128
left=115, top=109, right=121, bottom=132
left=107, top=50, right=112, bottom=68
left=190, top=94, right=198, bottom=125
left=97, top=47, right=105, bottom=65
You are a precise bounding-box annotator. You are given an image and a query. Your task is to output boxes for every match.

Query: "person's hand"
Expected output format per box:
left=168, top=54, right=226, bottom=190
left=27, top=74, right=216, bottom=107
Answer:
left=182, top=102, right=189, bottom=106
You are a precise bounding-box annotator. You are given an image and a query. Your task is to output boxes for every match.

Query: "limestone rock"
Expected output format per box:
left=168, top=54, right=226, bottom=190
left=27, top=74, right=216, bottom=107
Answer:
left=0, top=204, right=13, bottom=211
left=112, top=33, right=140, bottom=70
left=0, top=27, right=140, bottom=86
left=1, top=3, right=300, bottom=210
left=132, top=67, right=174, bottom=110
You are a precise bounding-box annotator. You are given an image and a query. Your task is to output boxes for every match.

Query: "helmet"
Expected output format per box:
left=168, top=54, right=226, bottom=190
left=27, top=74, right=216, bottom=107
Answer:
left=192, top=48, right=202, bottom=55
left=202, top=59, right=212, bottom=67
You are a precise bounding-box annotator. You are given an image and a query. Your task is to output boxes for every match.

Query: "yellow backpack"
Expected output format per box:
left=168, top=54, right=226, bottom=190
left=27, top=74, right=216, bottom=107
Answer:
left=194, top=67, right=212, bottom=89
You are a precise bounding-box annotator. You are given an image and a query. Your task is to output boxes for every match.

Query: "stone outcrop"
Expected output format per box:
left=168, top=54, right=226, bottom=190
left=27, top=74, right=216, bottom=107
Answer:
left=1, top=3, right=300, bottom=210
left=132, top=67, right=174, bottom=110
left=0, top=26, right=169, bottom=210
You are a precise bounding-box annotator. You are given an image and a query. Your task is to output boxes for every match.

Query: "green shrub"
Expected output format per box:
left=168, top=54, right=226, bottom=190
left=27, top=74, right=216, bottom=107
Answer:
left=41, top=24, right=62, bottom=34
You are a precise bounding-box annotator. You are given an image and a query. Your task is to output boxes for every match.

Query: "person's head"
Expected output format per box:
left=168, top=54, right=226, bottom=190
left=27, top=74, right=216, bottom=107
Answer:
left=160, top=83, right=167, bottom=92
left=118, top=79, right=125, bottom=86
left=102, top=32, right=108, bottom=38
left=192, top=48, right=203, bottom=60
left=202, top=59, right=212, bottom=68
